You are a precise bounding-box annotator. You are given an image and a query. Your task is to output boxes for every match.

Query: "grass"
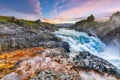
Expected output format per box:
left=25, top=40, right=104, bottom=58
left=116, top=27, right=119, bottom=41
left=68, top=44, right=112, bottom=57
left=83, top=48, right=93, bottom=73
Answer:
left=0, top=16, right=12, bottom=22
left=0, top=15, right=54, bottom=28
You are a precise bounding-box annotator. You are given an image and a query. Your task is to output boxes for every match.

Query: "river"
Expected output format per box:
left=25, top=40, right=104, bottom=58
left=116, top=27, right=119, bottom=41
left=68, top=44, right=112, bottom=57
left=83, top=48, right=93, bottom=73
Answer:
left=54, top=28, right=120, bottom=69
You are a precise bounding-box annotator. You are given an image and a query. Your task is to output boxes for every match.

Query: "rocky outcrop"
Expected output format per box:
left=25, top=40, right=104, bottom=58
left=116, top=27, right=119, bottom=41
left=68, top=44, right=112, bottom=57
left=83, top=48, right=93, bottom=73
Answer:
left=100, top=12, right=120, bottom=49
left=73, top=12, right=120, bottom=38
left=101, top=25, right=120, bottom=47
left=72, top=14, right=97, bottom=36
left=2, top=48, right=119, bottom=80
left=0, top=22, right=69, bottom=52
left=0, top=42, right=118, bottom=80
left=31, top=50, right=120, bottom=80
left=42, top=49, right=120, bottom=79
left=100, top=11, right=120, bottom=39
left=72, top=51, right=120, bottom=78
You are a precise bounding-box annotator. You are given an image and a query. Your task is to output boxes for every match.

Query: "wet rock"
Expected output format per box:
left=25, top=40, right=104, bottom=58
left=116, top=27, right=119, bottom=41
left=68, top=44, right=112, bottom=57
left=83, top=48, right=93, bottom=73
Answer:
left=1, top=48, right=120, bottom=80
left=73, top=51, right=120, bottom=78
left=30, top=70, right=81, bottom=80
left=59, top=41, right=70, bottom=52
left=115, top=69, right=120, bottom=78
left=61, top=42, right=70, bottom=52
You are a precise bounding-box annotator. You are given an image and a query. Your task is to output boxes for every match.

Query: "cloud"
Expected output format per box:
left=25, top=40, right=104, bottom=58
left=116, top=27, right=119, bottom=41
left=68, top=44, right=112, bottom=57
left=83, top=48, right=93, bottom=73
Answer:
left=51, top=0, right=120, bottom=23
left=55, top=0, right=110, bottom=17
left=0, top=0, right=41, bottom=15
left=42, top=17, right=77, bottom=24
left=50, top=0, right=83, bottom=16
left=42, top=18, right=57, bottom=24
left=29, top=0, right=41, bottom=15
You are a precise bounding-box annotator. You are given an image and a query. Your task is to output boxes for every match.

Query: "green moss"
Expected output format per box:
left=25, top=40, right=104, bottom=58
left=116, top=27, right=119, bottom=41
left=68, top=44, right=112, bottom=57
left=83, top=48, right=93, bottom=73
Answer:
left=0, top=16, right=10, bottom=22
left=0, top=15, right=53, bottom=28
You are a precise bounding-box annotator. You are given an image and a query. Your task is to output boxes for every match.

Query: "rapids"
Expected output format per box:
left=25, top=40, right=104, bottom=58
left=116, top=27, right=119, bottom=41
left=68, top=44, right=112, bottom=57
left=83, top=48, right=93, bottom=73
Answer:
left=54, top=28, right=120, bottom=69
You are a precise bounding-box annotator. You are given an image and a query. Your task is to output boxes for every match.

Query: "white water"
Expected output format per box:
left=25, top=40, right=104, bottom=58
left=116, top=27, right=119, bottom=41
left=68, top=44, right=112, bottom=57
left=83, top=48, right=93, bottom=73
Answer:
left=54, top=28, right=120, bottom=69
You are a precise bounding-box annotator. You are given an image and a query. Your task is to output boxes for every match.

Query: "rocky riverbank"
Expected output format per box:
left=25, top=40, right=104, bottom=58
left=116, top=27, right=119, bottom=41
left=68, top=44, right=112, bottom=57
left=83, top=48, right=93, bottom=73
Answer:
left=0, top=22, right=69, bottom=52
left=1, top=48, right=120, bottom=80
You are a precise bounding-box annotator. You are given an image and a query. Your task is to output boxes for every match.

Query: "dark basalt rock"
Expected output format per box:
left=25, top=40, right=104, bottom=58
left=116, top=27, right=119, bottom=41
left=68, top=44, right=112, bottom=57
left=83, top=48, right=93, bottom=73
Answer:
left=73, top=51, right=120, bottom=78
left=61, top=42, right=70, bottom=52
left=30, top=70, right=81, bottom=80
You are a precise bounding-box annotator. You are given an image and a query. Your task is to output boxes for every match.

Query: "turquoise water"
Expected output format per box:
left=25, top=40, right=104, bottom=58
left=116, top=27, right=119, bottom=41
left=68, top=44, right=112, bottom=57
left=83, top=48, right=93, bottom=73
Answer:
left=54, top=28, right=120, bottom=69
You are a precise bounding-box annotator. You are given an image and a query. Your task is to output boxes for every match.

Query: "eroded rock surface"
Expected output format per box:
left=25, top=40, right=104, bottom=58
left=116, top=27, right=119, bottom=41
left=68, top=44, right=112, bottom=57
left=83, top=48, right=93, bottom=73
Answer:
left=0, top=22, right=69, bottom=52
left=1, top=48, right=120, bottom=80
left=72, top=51, right=120, bottom=78
left=31, top=70, right=81, bottom=80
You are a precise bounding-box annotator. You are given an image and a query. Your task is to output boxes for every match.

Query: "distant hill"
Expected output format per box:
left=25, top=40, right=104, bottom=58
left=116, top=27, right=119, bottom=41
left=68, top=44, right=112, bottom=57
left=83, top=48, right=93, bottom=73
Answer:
left=55, top=23, right=74, bottom=28
left=0, top=15, right=57, bottom=31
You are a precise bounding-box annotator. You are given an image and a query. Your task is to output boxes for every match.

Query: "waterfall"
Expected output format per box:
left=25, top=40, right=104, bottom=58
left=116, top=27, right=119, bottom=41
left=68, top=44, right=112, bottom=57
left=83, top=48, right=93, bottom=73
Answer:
left=54, top=28, right=120, bottom=69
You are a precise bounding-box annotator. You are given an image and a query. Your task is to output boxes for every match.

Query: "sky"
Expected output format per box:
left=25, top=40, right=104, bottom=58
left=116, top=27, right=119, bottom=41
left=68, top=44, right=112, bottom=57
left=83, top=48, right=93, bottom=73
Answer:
left=0, top=0, right=120, bottom=24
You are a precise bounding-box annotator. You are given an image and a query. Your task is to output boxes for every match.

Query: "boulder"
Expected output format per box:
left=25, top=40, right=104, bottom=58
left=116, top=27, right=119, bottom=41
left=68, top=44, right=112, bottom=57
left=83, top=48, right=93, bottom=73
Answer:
left=61, top=42, right=70, bottom=52
left=73, top=51, right=120, bottom=78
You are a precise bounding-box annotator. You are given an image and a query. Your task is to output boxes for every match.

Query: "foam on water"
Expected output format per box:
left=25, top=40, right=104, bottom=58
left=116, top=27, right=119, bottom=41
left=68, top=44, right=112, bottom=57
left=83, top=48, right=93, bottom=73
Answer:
left=54, top=28, right=105, bottom=53
left=54, top=28, right=120, bottom=69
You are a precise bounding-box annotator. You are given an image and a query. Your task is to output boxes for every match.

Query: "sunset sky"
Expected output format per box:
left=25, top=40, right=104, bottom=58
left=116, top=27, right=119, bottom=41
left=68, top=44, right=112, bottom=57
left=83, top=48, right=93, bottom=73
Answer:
left=0, top=0, right=120, bottom=24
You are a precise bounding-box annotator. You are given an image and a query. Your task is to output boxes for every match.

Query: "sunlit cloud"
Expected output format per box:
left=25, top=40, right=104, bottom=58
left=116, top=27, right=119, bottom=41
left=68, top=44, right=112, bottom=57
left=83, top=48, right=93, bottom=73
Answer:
left=41, top=18, right=57, bottom=24
left=29, top=0, right=41, bottom=15
left=49, top=0, right=120, bottom=23
left=41, top=17, right=75, bottom=24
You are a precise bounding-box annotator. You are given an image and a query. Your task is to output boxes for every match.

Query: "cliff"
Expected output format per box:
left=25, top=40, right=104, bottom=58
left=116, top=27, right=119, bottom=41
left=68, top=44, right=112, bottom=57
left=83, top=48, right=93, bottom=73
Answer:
left=72, top=12, right=120, bottom=46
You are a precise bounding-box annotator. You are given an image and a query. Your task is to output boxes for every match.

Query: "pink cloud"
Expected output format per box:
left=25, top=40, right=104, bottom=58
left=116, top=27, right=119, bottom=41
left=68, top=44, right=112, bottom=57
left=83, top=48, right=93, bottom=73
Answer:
left=41, top=18, right=57, bottom=24
left=50, top=0, right=83, bottom=18
left=52, top=0, right=120, bottom=23
left=29, top=0, right=41, bottom=15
